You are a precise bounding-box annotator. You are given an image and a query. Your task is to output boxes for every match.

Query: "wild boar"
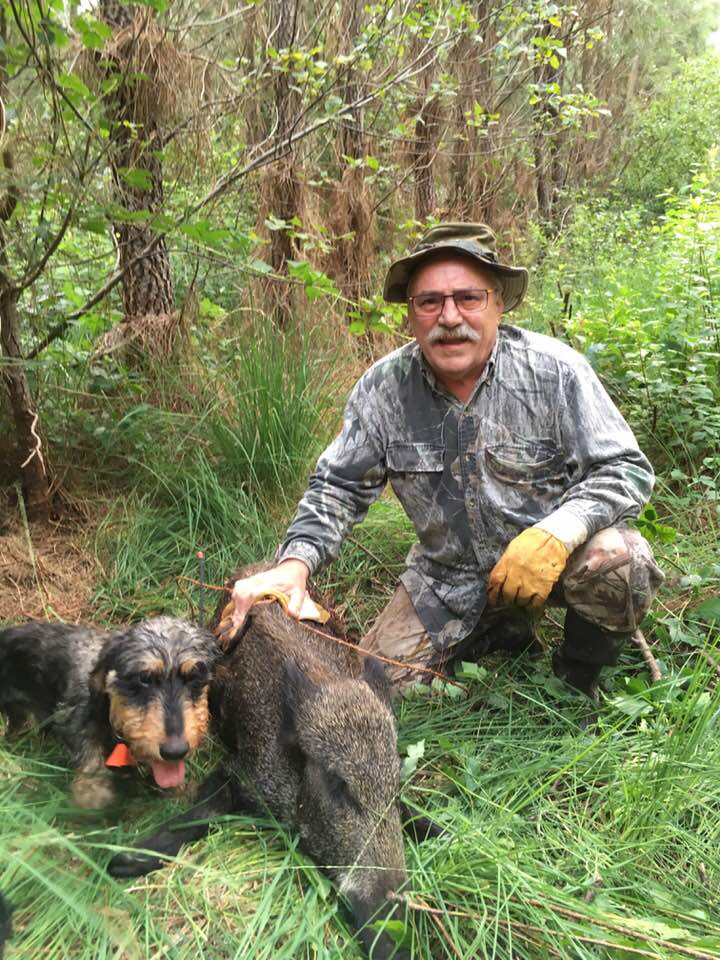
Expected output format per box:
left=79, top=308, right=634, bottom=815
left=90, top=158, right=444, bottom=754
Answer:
left=109, top=594, right=413, bottom=959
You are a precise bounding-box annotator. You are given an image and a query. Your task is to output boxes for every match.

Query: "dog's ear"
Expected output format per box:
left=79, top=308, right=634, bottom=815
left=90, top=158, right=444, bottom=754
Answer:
left=88, top=633, right=122, bottom=692
left=89, top=649, right=113, bottom=692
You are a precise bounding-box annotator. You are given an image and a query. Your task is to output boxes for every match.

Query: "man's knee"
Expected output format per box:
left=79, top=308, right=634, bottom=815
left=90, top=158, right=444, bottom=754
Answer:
left=559, top=526, right=664, bottom=632
left=361, top=585, right=439, bottom=691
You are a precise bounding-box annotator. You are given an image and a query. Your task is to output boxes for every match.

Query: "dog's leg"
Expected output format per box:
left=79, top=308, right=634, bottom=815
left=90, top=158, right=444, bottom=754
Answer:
left=71, top=745, right=117, bottom=810
left=108, top=767, right=238, bottom=877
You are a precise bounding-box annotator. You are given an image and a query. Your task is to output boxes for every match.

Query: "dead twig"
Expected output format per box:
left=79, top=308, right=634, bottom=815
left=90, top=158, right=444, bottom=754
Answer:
left=182, top=575, right=467, bottom=692
left=391, top=892, right=720, bottom=960
left=632, top=628, right=662, bottom=682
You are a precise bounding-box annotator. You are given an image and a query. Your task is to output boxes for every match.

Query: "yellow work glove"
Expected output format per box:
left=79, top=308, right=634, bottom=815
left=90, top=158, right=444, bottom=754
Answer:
left=487, top=528, right=569, bottom=609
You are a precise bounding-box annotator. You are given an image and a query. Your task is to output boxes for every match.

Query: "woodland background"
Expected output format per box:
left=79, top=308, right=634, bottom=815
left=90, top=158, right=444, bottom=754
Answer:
left=1, top=0, right=720, bottom=957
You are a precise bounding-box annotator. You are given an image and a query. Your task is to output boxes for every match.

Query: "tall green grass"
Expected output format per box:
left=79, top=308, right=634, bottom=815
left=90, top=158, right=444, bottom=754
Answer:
left=3, top=648, right=720, bottom=958
left=91, top=327, right=338, bottom=619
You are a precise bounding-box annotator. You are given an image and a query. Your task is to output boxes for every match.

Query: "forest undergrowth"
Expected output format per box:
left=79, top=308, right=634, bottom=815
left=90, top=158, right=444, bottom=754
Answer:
left=1, top=178, right=720, bottom=958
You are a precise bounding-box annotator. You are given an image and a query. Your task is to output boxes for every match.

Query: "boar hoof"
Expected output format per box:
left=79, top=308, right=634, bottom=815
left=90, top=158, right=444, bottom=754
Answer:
left=108, top=851, right=164, bottom=878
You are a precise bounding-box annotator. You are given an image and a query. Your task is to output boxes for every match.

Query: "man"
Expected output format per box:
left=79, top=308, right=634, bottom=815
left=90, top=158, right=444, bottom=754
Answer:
left=227, top=224, right=663, bottom=699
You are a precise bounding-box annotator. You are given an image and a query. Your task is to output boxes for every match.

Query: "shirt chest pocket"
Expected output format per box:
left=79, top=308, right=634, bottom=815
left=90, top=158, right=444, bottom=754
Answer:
left=387, top=442, right=445, bottom=474
left=386, top=442, right=445, bottom=523
left=485, top=438, right=566, bottom=485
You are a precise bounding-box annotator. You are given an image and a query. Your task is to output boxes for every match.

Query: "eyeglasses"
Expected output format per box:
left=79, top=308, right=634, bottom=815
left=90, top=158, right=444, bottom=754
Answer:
left=408, top=288, right=496, bottom=319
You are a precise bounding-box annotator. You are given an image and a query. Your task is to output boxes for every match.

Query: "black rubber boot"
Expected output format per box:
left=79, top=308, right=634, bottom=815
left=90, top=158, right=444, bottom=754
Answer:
left=474, top=608, right=543, bottom=659
left=553, top=608, right=629, bottom=701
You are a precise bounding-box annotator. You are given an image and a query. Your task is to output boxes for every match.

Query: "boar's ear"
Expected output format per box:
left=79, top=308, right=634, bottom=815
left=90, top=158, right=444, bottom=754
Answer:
left=362, top=655, right=392, bottom=707
left=281, top=659, right=319, bottom=746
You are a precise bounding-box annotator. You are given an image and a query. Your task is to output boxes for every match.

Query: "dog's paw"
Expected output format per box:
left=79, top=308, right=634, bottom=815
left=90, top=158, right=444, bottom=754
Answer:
left=72, top=773, right=116, bottom=810
left=107, top=851, right=164, bottom=878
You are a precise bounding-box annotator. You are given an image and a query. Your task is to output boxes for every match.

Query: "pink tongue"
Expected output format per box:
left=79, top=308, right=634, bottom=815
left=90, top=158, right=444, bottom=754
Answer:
left=151, top=759, right=186, bottom=788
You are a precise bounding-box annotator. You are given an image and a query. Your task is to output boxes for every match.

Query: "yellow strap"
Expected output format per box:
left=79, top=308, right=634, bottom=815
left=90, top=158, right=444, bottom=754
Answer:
left=218, top=591, right=331, bottom=629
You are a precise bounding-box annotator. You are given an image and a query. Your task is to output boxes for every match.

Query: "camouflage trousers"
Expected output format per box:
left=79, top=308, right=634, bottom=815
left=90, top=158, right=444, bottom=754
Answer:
left=361, top=527, right=664, bottom=690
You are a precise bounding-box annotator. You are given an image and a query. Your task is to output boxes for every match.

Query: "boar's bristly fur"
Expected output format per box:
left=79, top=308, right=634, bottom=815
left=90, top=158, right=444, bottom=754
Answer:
left=109, top=575, right=410, bottom=960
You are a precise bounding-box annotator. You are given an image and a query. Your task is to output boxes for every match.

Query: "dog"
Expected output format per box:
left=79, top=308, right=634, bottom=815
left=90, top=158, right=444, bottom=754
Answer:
left=0, top=617, right=221, bottom=809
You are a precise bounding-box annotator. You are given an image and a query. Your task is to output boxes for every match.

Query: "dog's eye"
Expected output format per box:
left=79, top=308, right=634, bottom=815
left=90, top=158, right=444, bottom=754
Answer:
left=137, top=671, right=156, bottom=687
left=184, top=663, right=208, bottom=684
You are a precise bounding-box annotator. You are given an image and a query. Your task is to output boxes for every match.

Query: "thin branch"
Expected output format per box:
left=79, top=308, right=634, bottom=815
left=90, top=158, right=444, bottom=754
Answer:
left=632, top=628, right=662, bottom=683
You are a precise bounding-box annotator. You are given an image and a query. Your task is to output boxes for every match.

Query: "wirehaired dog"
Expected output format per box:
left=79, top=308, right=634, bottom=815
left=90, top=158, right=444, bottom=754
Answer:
left=0, top=617, right=221, bottom=809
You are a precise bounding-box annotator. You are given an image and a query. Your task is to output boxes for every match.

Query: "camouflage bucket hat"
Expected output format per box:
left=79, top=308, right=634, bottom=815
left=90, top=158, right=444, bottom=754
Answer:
left=383, top=222, right=529, bottom=312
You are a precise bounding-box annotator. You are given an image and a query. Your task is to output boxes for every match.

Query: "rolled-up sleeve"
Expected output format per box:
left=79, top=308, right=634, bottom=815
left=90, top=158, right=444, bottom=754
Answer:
left=277, top=377, right=388, bottom=572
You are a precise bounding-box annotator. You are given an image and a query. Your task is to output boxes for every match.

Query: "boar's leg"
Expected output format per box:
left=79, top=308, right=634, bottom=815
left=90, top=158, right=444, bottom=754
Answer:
left=108, top=767, right=238, bottom=878
left=398, top=800, right=447, bottom=842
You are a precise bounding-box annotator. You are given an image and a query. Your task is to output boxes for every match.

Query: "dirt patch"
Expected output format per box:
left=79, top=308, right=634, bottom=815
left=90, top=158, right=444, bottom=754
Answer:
left=0, top=502, right=98, bottom=624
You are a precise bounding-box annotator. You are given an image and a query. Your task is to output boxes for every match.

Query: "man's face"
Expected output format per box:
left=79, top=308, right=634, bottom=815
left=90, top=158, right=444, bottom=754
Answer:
left=407, top=256, right=503, bottom=400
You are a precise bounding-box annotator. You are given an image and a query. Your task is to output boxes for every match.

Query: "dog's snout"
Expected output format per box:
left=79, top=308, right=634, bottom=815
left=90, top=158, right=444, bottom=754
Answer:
left=160, top=737, right=189, bottom=761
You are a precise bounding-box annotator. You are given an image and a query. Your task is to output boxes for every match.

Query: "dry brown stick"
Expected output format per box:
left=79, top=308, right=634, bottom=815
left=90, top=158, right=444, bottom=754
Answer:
left=299, top=621, right=467, bottom=691
left=345, top=534, right=398, bottom=580
left=177, top=575, right=227, bottom=593
left=632, top=628, right=662, bottom=683
left=393, top=893, right=719, bottom=960
left=498, top=919, right=675, bottom=959
left=524, top=898, right=717, bottom=960
left=186, top=576, right=467, bottom=692
left=407, top=896, right=464, bottom=960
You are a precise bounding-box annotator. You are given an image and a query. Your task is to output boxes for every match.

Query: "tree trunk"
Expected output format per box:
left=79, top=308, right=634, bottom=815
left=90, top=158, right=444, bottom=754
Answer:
left=532, top=24, right=564, bottom=235
left=263, top=0, right=302, bottom=328
left=449, top=1, right=498, bottom=222
left=99, top=1, right=176, bottom=357
left=0, top=8, right=51, bottom=520
left=0, top=284, right=52, bottom=521
left=330, top=0, right=373, bottom=311
left=414, top=90, right=440, bottom=223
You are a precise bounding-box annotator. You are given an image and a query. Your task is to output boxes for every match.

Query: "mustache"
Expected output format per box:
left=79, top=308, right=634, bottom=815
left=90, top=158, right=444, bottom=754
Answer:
left=427, top=322, right=482, bottom=344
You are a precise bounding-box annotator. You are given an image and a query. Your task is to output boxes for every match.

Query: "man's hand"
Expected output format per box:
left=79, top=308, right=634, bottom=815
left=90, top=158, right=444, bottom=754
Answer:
left=487, top=528, right=569, bottom=609
left=216, top=559, right=310, bottom=648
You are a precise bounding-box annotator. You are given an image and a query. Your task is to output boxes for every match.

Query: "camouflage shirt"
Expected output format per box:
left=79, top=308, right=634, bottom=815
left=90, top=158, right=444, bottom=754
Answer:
left=278, top=324, right=654, bottom=651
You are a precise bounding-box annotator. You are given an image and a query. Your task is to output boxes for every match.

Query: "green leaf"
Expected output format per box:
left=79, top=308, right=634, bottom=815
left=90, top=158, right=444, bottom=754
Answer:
left=107, top=205, right=150, bottom=224
left=455, top=661, right=487, bottom=682
left=610, top=695, right=654, bottom=718
left=695, top=597, right=720, bottom=623
left=248, top=258, right=273, bottom=276
left=74, top=15, right=112, bottom=49
left=402, top=739, right=425, bottom=779
left=120, top=168, right=153, bottom=191
left=81, top=217, right=107, bottom=235
left=57, top=72, right=91, bottom=100
left=368, top=919, right=409, bottom=947
left=180, top=220, right=231, bottom=247
left=199, top=298, right=226, bottom=320
left=132, top=0, right=168, bottom=10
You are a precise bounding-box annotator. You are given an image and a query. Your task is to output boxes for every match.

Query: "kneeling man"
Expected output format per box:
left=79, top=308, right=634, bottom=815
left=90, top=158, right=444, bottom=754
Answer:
left=229, top=224, right=663, bottom=699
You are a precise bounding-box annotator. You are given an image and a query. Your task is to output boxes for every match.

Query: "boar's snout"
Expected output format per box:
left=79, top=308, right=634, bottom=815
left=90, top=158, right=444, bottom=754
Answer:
left=346, top=879, right=411, bottom=960
left=283, top=661, right=409, bottom=956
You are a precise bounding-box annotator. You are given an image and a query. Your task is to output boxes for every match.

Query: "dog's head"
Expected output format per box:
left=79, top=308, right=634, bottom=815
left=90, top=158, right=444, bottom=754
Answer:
left=90, top=617, right=221, bottom=788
